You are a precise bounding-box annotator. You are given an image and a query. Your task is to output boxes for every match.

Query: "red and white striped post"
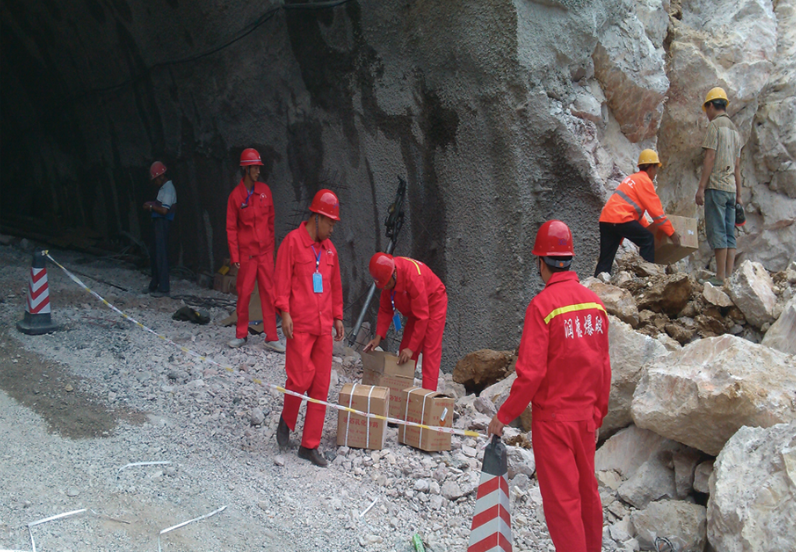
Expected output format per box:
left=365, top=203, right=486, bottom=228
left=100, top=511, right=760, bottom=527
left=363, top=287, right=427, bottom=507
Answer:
left=468, top=435, right=512, bottom=552
left=17, top=251, right=60, bottom=335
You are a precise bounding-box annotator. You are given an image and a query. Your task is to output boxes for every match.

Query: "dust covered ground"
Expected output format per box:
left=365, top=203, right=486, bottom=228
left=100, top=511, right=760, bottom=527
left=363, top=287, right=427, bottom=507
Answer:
left=0, top=244, right=557, bottom=552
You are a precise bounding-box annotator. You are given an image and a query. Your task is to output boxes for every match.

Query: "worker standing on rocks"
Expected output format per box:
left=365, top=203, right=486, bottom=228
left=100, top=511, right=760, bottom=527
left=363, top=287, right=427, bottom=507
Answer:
left=694, top=87, right=744, bottom=286
left=363, top=253, right=448, bottom=392
left=274, top=189, right=345, bottom=467
left=594, top=149, right=681, bottom=276
left=143, top=161, right=176, bottom=297
left=226, top=148, right=284, bottom=352
left=489, top=220, right=611, bottom=552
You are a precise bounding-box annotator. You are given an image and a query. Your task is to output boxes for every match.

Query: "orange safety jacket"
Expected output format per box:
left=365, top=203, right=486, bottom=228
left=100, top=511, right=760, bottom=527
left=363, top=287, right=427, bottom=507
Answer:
left=599, top=171, right=675, bottom=236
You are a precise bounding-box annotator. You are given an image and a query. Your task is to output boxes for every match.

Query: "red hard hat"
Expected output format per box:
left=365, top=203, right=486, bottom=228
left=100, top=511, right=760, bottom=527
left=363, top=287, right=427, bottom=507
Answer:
left=369, top=253, right=395, bottom=289
left=150, top=161, right=167, bottom=180
left=240, top=148, right=264, bottom=166
left=532, top=220, right=575, bottom=257
left=309, top=189, right=340, bottom=221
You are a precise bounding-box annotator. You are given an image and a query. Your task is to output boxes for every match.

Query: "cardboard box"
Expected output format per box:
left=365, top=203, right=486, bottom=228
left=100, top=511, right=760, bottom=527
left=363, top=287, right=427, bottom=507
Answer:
left=361, top=350, right=415, bottom=378
left=219, top=286, right=264, bottom=328
left=337, top=383, right=389, bottom=450
left=362, top=369, right=415, bottom=418
left=654, top=215, right=699, bottom=265
left=398, top=388, right=454, bottom=452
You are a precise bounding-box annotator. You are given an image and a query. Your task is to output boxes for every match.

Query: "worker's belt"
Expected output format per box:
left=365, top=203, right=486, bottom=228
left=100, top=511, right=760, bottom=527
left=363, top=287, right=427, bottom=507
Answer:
left=531, top=404, right=592, bottom=422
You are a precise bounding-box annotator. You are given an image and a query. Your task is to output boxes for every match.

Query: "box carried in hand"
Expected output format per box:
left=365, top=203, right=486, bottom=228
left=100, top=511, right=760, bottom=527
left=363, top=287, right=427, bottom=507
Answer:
left=654, top=215, right=698, bottom=265
left=361, top=351, right=416, bottom=418
left=337, top=383, right=389, bottom=450
left=398, top=388, right=454, bottom=452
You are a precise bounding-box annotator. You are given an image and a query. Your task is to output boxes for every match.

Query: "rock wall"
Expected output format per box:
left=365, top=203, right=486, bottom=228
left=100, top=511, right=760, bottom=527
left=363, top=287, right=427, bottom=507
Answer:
left=1, top=0, right=793, bottom=369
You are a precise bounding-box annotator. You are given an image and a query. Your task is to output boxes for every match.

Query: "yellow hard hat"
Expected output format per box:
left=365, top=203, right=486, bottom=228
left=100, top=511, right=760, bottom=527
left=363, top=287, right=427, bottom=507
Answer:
left=638, top=149, right=662, bottom=167
left=702, top=87, right=729, bottom=111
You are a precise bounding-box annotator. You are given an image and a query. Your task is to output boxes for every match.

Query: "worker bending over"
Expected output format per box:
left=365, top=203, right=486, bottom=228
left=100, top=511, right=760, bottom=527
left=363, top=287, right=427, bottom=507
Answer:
left=275, top=190, right=345, bottom=467
left=594, top=149, right=681, bottom=276
left=225, top=148, right=284, bottom=352
left=489, top=220, right=611, bottom=552
left=364, top=253, right=447, bottom=392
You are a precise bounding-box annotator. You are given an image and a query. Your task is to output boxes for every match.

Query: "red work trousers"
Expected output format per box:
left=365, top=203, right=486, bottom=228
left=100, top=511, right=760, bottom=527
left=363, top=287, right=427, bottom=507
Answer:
left=532, top=419, right=603, bottom=552
left=235, top=253, right=278, bottom=342
left=281, top=331, right=333, bottom=449
left=401, top=292, right=447, bottom=392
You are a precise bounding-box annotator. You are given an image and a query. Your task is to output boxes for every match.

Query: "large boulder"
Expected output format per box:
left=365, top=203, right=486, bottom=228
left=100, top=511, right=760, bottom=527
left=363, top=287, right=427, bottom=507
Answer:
left=632, top=500, right=707, bottom=552
left=452, top=349, right=515, bottom=388
left=596, top=425, right=680, bottom=478
left=727, top=260, right=778, bottom=328
left=707, top=421, right=796, bottom=552
left=631, top=335, right=796, bottom=455
left=636, top=274, right=692, bottom=317
left=617, top=451, right=678, bottom=508
left=603, top=316, right=669, bottom=436
left=582, top=279, right=640, bottom=327
left=761, top=296, right=796, bottom=355
left=479, top=373, right=532, bottom=431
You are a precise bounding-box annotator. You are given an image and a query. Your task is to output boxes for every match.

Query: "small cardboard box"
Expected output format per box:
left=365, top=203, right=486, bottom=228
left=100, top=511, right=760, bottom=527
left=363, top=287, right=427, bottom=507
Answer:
left=654, top=215, right=699, bottom=265
left=398, top=388, right=454, bottom=452
left=337, top=383, right=389, bottom=450
left=219, top=286, right=264, bottom=327
left=361, top=350, right=415, bottom=379
left=362, top=369, right=415, bottom=418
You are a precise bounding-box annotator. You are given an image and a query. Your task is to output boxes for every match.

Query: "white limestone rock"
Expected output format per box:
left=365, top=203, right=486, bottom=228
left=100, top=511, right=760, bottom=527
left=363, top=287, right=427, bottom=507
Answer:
left=632, top=500, right=707, bottom=552
left=631, top=335, right=796, bottom=455
left=727, top=260, right=777, bottom=328
left=707, top=421, right=796, bottom=552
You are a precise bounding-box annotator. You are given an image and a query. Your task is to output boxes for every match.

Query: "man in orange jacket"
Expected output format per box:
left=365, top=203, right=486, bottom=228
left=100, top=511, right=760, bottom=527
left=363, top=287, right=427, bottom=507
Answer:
left=274, top=189, right=345, bottom=467
left=594, top=149, right=681, bottom=276
left=363, top=253, right=448, bottom=392
left=489, top=220, right=612, bottom=552
left=226, top=148, right=284, bottom=352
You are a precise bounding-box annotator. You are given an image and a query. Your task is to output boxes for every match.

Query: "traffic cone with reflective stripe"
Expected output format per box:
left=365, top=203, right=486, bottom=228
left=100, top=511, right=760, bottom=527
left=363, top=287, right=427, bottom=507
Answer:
left=17, top=251, right=60, bottom=335
left=468, top=435, right=512, bottom=552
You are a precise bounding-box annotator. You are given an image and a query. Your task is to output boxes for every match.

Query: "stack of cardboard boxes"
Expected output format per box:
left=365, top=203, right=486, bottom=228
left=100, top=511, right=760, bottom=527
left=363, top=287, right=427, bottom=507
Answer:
left=337, top=351, right=454, bottom=452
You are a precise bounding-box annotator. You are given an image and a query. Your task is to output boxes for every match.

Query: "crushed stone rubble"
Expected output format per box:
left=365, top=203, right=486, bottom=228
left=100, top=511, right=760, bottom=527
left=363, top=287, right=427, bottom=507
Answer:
left=0, top=245, right=559, bottom=551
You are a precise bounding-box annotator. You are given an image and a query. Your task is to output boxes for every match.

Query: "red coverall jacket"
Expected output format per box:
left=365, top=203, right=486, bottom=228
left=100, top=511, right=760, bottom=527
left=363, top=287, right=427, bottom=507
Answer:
left=274, top=221, right=343, bottom=335
left=375, top=257, right=446, bottom=351
left=226, top=180, right=275, bottom=263
left=497, top=271, right=611, bottom=428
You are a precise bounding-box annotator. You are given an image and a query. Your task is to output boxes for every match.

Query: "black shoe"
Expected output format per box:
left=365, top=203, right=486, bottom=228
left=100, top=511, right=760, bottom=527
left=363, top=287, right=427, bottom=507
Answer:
left=298, top=446, right=328, bottom=467
left=276, top=416, right=290, bottom=449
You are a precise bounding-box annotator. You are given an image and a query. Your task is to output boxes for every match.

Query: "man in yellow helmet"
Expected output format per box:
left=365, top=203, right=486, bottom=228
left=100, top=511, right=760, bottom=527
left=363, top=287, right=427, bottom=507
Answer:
left=694, top=87, right=744, bottom=285
left=594, top=149, right=681, bottom=276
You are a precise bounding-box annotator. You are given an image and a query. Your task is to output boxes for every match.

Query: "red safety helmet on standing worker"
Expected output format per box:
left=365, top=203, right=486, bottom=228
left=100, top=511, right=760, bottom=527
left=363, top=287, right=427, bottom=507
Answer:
left=532, top=220, right=575, bottom=268
left=369, top=252, right=395, bottom=289
left=240, top=148, right=264, bottom=167
left=149, top=161, right=167, bottom=180
left=309, top=189, right=340, bottom=221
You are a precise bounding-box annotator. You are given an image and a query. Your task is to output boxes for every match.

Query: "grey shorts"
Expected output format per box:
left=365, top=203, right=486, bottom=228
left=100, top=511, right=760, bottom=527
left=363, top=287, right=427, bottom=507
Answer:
left=705, top=189, right=736, bottom=249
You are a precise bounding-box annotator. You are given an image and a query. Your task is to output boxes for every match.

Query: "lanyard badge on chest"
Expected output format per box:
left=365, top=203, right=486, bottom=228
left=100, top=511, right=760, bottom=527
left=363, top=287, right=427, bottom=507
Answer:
left=311, top=245, right=323, bottom=293
left=390, top=291, right=402, bottom=331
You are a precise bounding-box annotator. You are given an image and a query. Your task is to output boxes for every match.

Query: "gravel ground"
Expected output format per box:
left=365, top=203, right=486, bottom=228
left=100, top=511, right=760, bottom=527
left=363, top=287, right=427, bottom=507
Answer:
left=0, top=244, right=564, bottom=552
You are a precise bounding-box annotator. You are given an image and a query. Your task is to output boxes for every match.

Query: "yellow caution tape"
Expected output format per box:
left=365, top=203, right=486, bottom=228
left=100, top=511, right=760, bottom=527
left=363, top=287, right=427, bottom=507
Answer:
left=45, top=253, right=484, bottom=440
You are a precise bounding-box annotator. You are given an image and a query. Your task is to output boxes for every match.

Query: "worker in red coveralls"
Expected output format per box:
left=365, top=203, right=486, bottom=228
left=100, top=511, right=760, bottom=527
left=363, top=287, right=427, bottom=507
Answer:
left=488, top=220, right=612, bottom=552
left=363, top=253, right=448, bottom=391
left=274, top=189, right=345, bottom=467
left=226, top=148, right=285, bottom=353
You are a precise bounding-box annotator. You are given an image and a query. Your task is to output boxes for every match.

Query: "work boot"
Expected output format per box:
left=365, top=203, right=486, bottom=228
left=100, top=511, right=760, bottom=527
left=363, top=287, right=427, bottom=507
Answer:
left=298, top=446, right=328, bottom=467
left=263, top=340, right=286, bottom=354
left=276, top=416, right=290, bottom=449
left=228, top=337, right=247, bottom=348
left=151, top=290, right=170, bottom=298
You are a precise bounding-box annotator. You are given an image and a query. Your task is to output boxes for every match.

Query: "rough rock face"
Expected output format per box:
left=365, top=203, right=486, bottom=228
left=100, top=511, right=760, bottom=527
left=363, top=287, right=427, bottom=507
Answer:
left=707, top=421, right=796, bottom=552
left=595, top=425, right=679, bottom=478
left=603, top=316, right=668, bottom=435
left=761, top=296, right=796, bottom=354
left=452, top=350, right=514, bottom=389
left=631, top=335, right=796, bottom=455
left=727, top=260, right=778, bottom=327
left=632, top=500, right=707, bottom=552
